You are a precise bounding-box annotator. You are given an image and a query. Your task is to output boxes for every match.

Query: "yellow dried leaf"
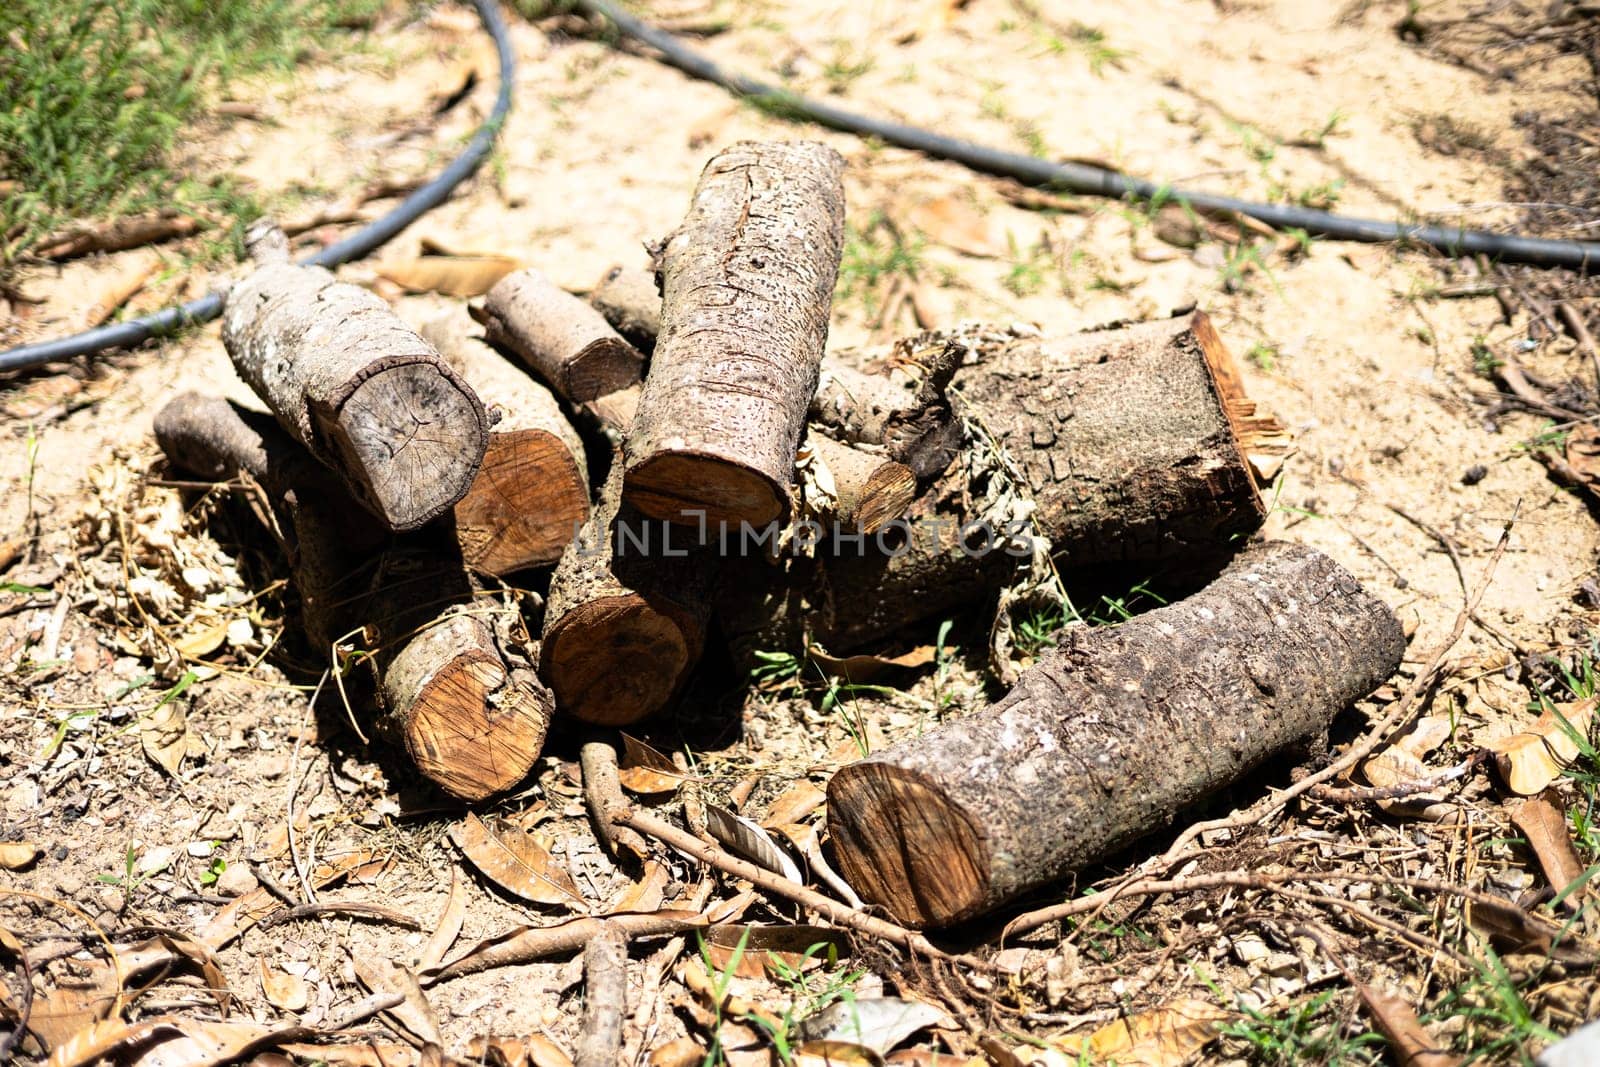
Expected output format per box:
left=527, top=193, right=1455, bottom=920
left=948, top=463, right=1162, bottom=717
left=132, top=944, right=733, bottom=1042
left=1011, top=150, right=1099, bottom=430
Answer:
left=451, top=812, right=586, bottom=907
left=377, top=254, right=522, bottom=297
left=1487, top=698, right=1597, bottom=795
left=610, top=859, right=671, bottom=914
left=173, top=620, right=228, bottom=658
left=140, top=699, right=205, bottom=777
left=1085, top=997, right=1233, bottom=1067
left=648, top=1037, right=706, bottom=1067
left=762, top=780, right=827, bottom=830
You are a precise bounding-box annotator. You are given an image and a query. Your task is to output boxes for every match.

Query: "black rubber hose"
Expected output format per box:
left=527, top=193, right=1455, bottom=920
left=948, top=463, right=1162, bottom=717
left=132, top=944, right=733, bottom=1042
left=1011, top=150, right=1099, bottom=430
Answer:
left=575, top=0, right=1599, bottom=274
left=0, top=0, right=516, bottom=375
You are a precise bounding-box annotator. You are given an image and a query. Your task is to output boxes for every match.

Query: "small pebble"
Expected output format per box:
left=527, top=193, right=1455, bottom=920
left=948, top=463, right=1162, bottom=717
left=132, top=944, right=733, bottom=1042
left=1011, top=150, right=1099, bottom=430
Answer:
left=1462, top=464, right=1488, bottom=485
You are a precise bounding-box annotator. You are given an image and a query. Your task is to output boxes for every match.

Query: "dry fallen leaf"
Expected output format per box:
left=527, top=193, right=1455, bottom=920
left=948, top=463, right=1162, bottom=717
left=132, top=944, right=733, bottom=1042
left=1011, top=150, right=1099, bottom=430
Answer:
left=1085, top=998, right=1234, bottom=1067
left=0, top=842, right=41, bottom=870
left=762, top=780, right=827, bottom=830
left=418, top=867, right=468, bottom=972
left=703, top=924, right=854, bottom=979
left=1487, top=697, right=1597, bottom=795
left=451, top=812, right=586, bottom=908
left=1356, top=983, right=1461, bottom=1067
left=1509, top=794, right=1590, bottom=907
left=1467, top=893, right=1598, bottom=963
left=49, top=1016, right=287, bottom=1067
left=141, top=698, right=207, bottom=776
left=647, top=1036, right=707, bottom=1067
left=807, top=644, right=936, bottom=683
left=351, top=952, right=441, bottom=1048
left=795, top=998, right=946, bottom=1055
left=466, top=1034, right=574, bottom=1067
left=703, top=804, right=805, bottom=884
left=885, top=1051, right=985, bottom=1066
left=616, top=733, right=688, bottom=794
left=792, top=1041, right=881, bottom=1066
left=905, top=196, right=1010, bottom=258
left=259, top=959, right=309, bottom=1012
left=377, top=254, right=522, bottom=297
left=1565, top=424, right=1600, bottom=490
left=610, top=858, right=671, bottom=915
left=278, top=1042, right=419, bottom=1067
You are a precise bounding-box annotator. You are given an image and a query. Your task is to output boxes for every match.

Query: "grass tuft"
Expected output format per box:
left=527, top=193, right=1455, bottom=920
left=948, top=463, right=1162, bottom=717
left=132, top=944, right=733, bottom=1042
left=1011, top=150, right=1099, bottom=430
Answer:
left=0, top=0, right=380, bottom=275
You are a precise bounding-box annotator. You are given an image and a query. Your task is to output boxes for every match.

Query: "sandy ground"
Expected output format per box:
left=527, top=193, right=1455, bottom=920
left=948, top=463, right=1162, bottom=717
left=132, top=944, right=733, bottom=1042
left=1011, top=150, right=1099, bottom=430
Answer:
left=2, top=0, right=1599, bottom=1063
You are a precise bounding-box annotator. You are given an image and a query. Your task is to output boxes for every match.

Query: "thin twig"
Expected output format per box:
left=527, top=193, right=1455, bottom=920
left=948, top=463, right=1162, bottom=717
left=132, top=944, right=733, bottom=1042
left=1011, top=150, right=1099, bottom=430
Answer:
left=256, top=901, right=422, bottom=931
left=619, top=807, right=992, bottom=970
left=1003, top=865, right=1537, bottom=944
left=1557, top=300, right=1600, bottom=399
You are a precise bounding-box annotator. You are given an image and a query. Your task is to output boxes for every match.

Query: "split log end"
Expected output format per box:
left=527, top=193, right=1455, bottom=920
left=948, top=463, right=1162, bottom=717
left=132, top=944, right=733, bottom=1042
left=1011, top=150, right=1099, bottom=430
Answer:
left=383, top=615, right=552, bottom=801
left=456, top=429, right=589, bottom=573
left=826, top=761, right=990, bottom=928
left=542, top=594, right=698, bottom=726
left=320, top=356, right=489, bottom=531
left=623, top=452, right=787, bottom=529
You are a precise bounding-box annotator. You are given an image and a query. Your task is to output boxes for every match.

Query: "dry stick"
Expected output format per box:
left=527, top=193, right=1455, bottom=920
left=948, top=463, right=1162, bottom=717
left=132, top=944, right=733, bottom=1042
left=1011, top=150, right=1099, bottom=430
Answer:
left=624, top=141, right=846, bottom=528
left=1557, top=300, right=1600, bottom=398
left=804, top=431, right=916, bottom=534
left=618, top=806, right=991, bottom=971
left=1495, top=359, right=1589, bottom=423
left=256, top=901, right=423, bottom=931
left=580, top=739, right=649, bottom=861
left=1003, top=867, right=1535, bottom=945
left=422, top=913, right=702, bottom=985
left=420, top=307, right=590, bottom=576
left=1014, top=519, right=1515, bottom=941
left=222, top=221, right=487, bottom=531
left=574, top=922, right=629, bottom=1067
left=1305, top=754, right=1483, bottom=804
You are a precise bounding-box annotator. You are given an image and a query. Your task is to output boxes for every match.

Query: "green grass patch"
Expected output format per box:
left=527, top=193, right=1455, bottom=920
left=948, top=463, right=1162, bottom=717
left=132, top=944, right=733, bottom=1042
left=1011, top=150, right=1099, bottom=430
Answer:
left=0, top=0, right=381, bottom=275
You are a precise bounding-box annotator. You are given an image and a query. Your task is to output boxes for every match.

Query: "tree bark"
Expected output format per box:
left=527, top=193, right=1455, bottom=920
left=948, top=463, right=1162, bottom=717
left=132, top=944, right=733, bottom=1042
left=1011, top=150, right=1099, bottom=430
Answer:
left=541, top=465, right=717, bottom=726
left=589, top=265, right=661, bottom=355
left=624, top=141, right=846, bottom=529
left=717, top=313, right=1284, bottom=660
left=476, top=267, right=645, bottom=404
left=221, top=221, right=488, bottom=531
left=826, top=540, right=1405, bottom=928
left=420, top=308, right=590, bottom=576
left=154, top=392, right=551, bottom=801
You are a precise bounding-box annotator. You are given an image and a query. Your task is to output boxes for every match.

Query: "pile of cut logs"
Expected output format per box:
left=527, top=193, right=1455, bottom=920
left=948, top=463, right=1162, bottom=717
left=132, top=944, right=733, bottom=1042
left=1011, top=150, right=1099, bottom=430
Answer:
left=156, top=141, right=1405, bottom=926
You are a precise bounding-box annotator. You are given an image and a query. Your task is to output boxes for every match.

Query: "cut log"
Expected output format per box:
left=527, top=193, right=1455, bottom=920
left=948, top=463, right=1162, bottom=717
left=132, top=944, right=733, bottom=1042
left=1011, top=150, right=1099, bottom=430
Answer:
left=221, top=221, right=488, bottom=531
left=803, top=432, right=916, bottom=535
left=718, top=314, right=1284, bottom=660
left=589, top=265, right=661, bottom=354
left=541, top=465, right=716, bottom=726
left=624, top=141, right=846, bottom=529
left=154, top=392, right=551, bottom=801
left=826, top=540, right=1405, bottom=927
left=420, top=309, right=590, bottom=575
left=476, top=268, right=646, bottom=403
